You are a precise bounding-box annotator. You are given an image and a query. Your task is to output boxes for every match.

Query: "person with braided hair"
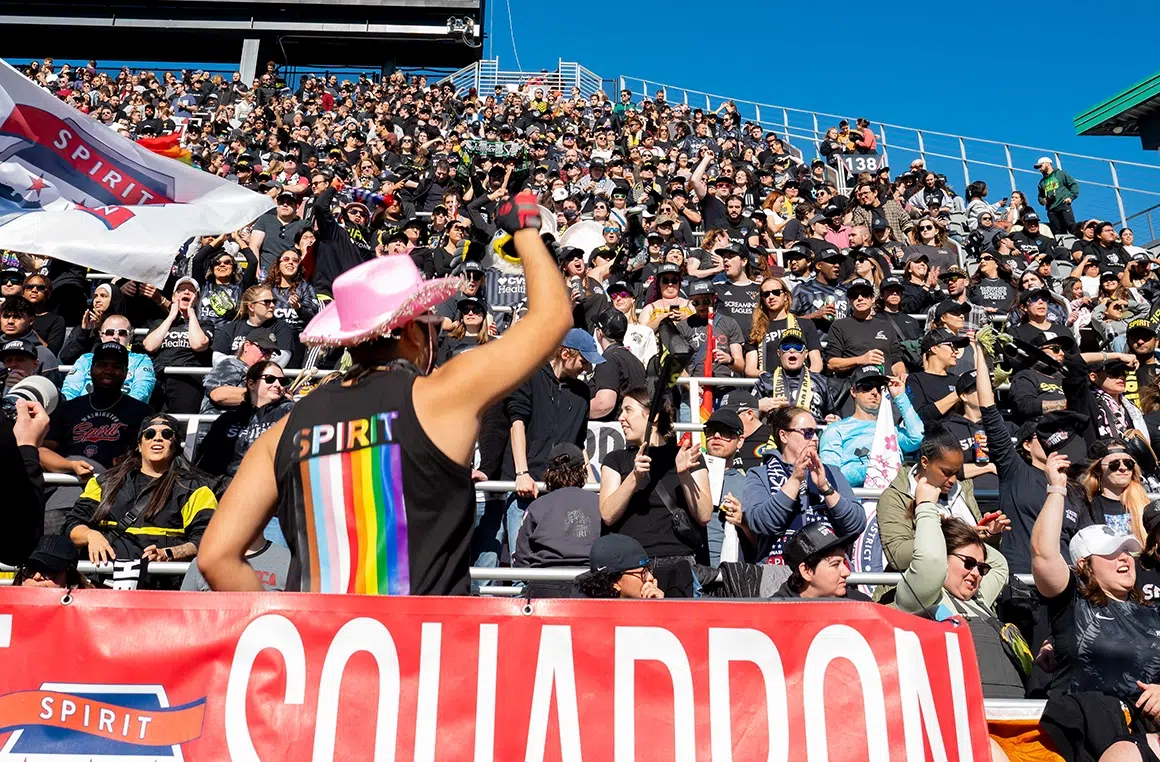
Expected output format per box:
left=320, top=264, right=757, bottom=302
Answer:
left=199, top=192, right=574, bottom=595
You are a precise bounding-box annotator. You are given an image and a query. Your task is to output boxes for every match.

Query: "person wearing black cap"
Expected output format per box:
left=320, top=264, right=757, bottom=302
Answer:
left=559, top=245, right=609, bottom=333
left=876, top=275, right=923, bottom=347
left=1008, top=331, right=1071, bottom=425
left=640, top=262, right=690, bottom=330
left=590, top=310, right=647, bottom=422
left=772, top=522, right=870, bottom=600
left=1125, top=320, right=1160, bottom=406
left=513, top=443, right=601, bottom=569
left=436, top=297, right=491, bottom=365
left=939, top=370, right=999, bottom=490
left=753, top=327, right=835, bottom=422
left=200, top=328, right=279, bottom=416
left=819, top=365, right=924, bottom=487
left=1009, top=212, right=1055, bottom=260
left=973, top=341, right=1084, bottom=574
left=0, top=337, right=44, bottom=394
left=790, top=248, right=849, bottom=335
left=1068, top=356, right=1148, bottom=443
left=907, top=328, right=970, bottom=424
left=713, top=244, right=760, bottom=332
left=780, top=244, right=813, bottom=290
left=250, top=190, right=307, bottom=275
left=574, top=534, right=664, bottom=599
left=823, top=277, right=905, bottom=396
left=436, top=260, right=490, bottom=330
left=308, top=176, right=377, bottom=298
left=674, top=281, right=745, bottom=379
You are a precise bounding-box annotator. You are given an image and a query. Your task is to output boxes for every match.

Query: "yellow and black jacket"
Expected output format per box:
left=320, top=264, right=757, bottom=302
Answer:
left=63, top=471, right=218, bottom=559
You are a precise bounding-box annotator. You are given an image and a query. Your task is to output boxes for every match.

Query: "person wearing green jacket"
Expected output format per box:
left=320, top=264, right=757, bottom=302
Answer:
left=1035, top=157, right=1080, bottom=236
left=896, top=495, right=1025, bottom=700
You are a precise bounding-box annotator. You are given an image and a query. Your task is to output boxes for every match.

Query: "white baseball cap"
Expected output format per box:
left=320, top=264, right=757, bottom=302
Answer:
left=1033, top=157, right=1053, bottom=169
left=1069, top=524, right=1141, bottom=562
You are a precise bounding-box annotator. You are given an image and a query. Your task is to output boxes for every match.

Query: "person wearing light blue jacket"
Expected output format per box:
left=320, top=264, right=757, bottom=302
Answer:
left=818, top=365, right=924, bottom=487
left=61, top=315, right=155, bottom=403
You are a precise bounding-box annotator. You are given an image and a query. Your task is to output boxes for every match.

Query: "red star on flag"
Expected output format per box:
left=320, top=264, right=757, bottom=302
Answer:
left=25, top=175, right=48, bottom=200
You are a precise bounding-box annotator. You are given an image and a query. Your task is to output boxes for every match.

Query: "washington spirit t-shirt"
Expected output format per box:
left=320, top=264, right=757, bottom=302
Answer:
left=48, top=394, right=153, bottom=467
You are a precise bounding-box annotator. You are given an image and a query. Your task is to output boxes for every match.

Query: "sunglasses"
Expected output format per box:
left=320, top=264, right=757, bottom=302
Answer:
left=690, top=297, right=713, bottom=307
left=101, top=328, right=130, bottom=338
left=252, top=298, right=276, bottom=306
left=215, top=259, right=234, bottom=267
left=660, top=278, right=680, bottom=286
left=260, top=374, right=287, bottom=386
left=1104, top=457, right=1136, bottom=473
left=785, top=427, right=818, bottom=440
left=460, top=305, right=483, bottom=316
left=609, top=289, right=632, bottom=299
left=918, top=225, right=935, bottom=232
left=762, top=288, right=785, bottom=297
left=279, top=255, right=299, bottom=264
left=950, top=553, right=992, bottom=576
left=23, top=283, right=47, bottom=292
left=779, top=342, right=806, bottom=353
left=854, top=382, right=886, bottom=393
left=142, top=427, right=176, bottom=441
left=0, top=276, right=22, bottom=285
left=979, top=256, right=995, bottom=263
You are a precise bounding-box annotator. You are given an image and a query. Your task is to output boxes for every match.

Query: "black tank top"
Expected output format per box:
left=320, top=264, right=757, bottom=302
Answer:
left=274, top=367, right=473, bottom=595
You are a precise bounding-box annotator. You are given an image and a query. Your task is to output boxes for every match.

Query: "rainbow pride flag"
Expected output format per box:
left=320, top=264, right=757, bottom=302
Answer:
left=135, top=133, right=192, bottom=165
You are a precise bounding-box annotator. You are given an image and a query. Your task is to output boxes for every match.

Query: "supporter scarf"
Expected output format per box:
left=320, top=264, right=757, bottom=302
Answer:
left=770, top=367, right=813, bottom=411
left=762, top=454, right=831, bottom=564
left=1093, top=388, right=1148, bottom=438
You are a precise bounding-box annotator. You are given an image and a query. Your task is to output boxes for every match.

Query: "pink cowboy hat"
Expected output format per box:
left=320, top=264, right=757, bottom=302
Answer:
left=300, top=256, right=461, bottom=347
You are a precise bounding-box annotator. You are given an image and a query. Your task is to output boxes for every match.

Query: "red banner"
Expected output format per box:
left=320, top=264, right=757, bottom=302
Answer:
left=0, top=589, right=990, bottom=760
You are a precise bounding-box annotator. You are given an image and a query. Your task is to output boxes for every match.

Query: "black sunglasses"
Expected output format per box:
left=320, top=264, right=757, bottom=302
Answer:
left=854, top=382, right=886, bottom=393
left=252, top=298, right=276, bottom=306
left=0, top=276, right=22, bottom=285
left=762, top=288, right=785, bottom=297
left=1103, top=457, right=1136, bottom=473
left=260, top=374, right=287, bottom=386
left=950, top=553, right=992, bottom=576
left=142, top=427, right=176, bottom=441
left=24, top=283, right=47, bottom=292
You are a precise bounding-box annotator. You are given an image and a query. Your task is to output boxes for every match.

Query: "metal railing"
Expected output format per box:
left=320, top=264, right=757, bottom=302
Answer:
left=618, top=76, right=1160, bottom=229
left=437, top=58, right=605, bottom=101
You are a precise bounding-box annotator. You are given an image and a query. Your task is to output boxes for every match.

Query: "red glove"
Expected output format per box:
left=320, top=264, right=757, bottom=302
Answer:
left=495, top=191, right=541, bottom=234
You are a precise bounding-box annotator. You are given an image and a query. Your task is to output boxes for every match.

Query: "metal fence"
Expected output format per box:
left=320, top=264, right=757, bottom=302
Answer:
left=437, top=58, right=605, bottom=101
left=618, top=76, right=1160, bottom=230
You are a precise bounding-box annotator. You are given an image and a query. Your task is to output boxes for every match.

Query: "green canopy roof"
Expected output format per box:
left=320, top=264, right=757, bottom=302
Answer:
left=1075, top=71, right=1160, bottom=139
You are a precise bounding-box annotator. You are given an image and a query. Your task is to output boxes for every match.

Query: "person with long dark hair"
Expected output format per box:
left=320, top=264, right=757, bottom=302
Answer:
left=196, top=360, right=293, bottom=478
left=262, top=248, right=321, bottom=365
left=192, top=233, right=258, bottom=335
left=63, top=414, right=218, bottom=567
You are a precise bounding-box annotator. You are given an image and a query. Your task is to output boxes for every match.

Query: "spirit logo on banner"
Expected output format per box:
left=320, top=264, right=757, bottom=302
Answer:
left=0, top=682, right=205, bottom=760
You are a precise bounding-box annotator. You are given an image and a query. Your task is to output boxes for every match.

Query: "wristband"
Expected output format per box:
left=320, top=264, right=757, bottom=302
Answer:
left=164, top=547, right=174, bottom=561
left=516, top=470, right=529, bottom=477
left=1046, top=485, right=1067, bottom=496
left=818, top=484, right=836, bottom=497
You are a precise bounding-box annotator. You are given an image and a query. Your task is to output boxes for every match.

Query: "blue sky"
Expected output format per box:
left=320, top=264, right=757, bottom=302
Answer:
left=485, top=0, right=1156, bottom=164
left=484, top=0, right=1160, bottom=224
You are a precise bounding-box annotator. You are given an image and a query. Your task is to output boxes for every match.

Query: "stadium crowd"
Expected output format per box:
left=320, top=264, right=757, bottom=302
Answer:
left=7, top=56, right=1160, bottom=760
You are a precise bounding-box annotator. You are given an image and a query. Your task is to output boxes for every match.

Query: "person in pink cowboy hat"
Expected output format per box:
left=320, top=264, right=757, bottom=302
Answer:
left=197, top=192, right=573, bottom=595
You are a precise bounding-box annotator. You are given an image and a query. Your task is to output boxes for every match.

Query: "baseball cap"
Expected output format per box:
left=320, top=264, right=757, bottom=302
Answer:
left=1099, top=269, right=1122, bottom=282
left=1021, top=212, right=1041, bottom=223
left=845, top=277, right=875, bottom=296
left=1093, top=358, right=1133, bottom=375
left=561, top=328, right=605, bottom=366
left=592, top=309, right=628, bottom=342
left=807, top=214, right=827, bottom=227
left=245, top=328, right=279, bottom=351
left=1031, top=331, right=1076, bottom=351
left=817, top=248, right=844, bottom=263
left=784, top=522, right=856, bottom=572
left=921, top=328, right=969, bottom=354
left=687, top=280, right=714, bottom=297
left=173, top=276, right=200, bottom=292
left=1033, top=410, right=1090, bottom=454
left=1033, top=157, right=1052, bottom=169
left=547, top=442, right=586, bottom=470
left=881, top=275, right=904, bottom=291
left=588, top=534, right=651, bottom=574
left=557, top=246, right=585, bottom=264
left=718, top=244, right=745, bottom=259
left=657, top=262, right=682, bottom=277
left=552, top=187, right=568, bottom=202
left=92, top=341, right=129, bottom=366
left=1068, top=524, right=1140, bottom=562
left=705, top=408, right=744, bottom=436
left=939, top=266, right=968, bottom=281
left=955, top=370, right=978, bottom=396
left=459, top=260, right=484, bottom=275
left=22, top=535, right=78, bottom=576
left=1020, top=287, right=1053, bottom=304
left=276, top=190, right=296, bottom=205
left=0, top=338, right=38, bottom=360
left=1127, top=319, right=1157, bottom=339
left=933, top=300, right=971, bottom=320
left=1144, top=500, right=1160, bottom=538
left=778, top=327, right=807, bottom=348
left=851, top=365, right=888, bottom=386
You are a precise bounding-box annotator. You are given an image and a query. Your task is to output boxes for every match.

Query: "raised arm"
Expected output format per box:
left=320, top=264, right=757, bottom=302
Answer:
left=414, top=193, right=572, bottom=466
left=1030, top=451, right=1073, bottom=598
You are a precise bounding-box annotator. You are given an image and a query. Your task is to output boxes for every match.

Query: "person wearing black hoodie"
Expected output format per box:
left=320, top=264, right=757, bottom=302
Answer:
left=309, top=180, right=375, bottom=297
